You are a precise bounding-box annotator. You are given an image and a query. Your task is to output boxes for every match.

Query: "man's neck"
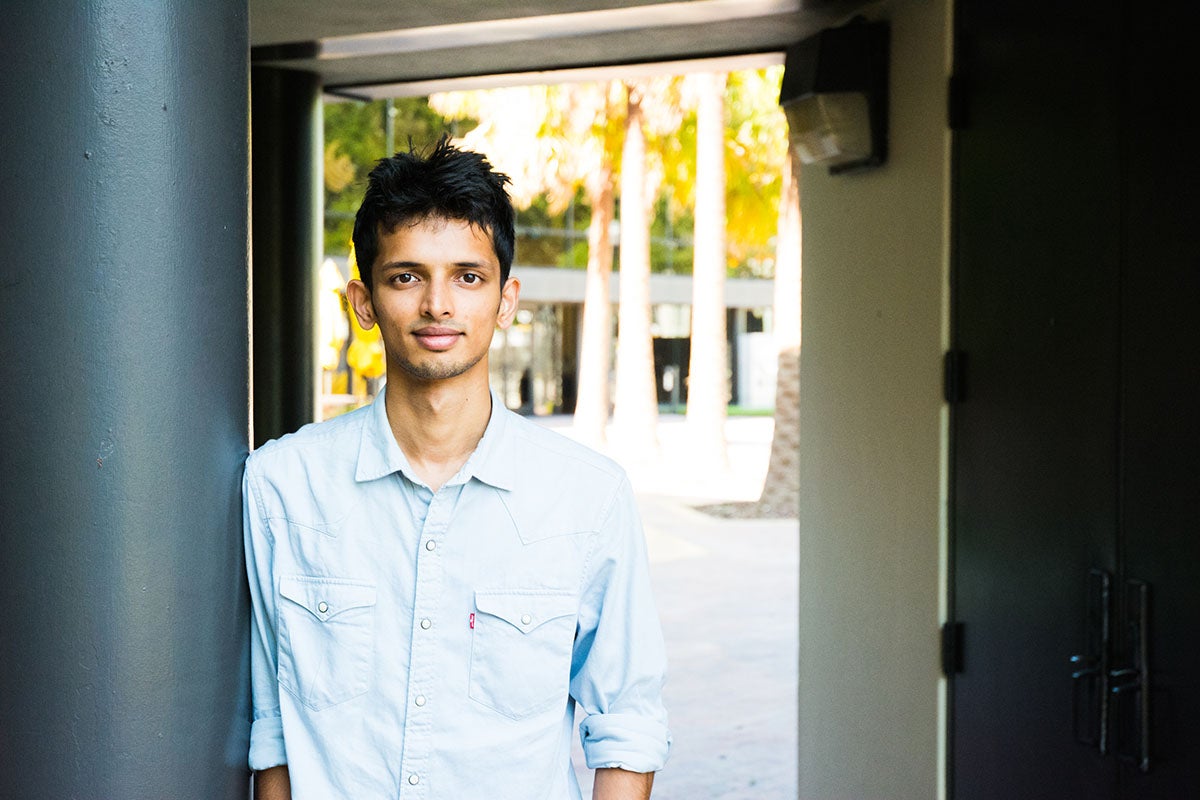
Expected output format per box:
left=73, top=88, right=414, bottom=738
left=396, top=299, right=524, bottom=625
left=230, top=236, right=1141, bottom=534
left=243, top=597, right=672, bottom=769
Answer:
left=383, top=373, right=493, bottom=492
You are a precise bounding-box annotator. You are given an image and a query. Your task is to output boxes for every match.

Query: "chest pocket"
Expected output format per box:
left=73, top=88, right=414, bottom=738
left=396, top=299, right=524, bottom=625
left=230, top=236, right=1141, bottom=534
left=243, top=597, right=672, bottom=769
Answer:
left=277, top=575, right=377, bottom=711
left=469, top=590, right=578, bottom=720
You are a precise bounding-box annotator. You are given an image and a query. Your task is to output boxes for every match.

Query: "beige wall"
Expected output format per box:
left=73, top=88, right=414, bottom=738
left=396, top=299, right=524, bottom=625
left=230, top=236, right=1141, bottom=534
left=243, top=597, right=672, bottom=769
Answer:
left=797, top=1, right=950, bottom=798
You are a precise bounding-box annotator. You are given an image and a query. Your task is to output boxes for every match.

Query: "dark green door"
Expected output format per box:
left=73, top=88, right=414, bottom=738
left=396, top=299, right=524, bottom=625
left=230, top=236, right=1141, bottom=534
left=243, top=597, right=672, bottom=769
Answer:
left=949, top=2, right=1200, bottom=798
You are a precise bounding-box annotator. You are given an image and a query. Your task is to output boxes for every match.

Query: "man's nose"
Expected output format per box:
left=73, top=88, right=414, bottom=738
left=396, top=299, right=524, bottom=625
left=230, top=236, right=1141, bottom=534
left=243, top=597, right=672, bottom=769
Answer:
left=420, top=277, right=454, bottom=318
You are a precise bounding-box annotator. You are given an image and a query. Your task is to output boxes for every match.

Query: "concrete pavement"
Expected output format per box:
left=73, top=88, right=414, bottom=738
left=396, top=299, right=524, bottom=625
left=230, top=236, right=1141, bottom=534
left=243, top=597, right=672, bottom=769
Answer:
left=532, top=414, right=800, bottom=799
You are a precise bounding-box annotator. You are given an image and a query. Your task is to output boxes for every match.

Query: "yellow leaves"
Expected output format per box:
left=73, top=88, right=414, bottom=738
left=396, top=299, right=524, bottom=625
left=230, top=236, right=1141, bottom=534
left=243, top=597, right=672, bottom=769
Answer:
left=722, top=66, right=789, bottom=277
left=324, top=141, right=356, bottom=193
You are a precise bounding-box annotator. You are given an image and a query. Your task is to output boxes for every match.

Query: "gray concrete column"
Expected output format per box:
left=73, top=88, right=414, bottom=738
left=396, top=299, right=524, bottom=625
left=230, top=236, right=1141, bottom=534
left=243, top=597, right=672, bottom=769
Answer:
left=251, top=67, right=322, bottom=447
left=0, top=2, right=251, bottom=798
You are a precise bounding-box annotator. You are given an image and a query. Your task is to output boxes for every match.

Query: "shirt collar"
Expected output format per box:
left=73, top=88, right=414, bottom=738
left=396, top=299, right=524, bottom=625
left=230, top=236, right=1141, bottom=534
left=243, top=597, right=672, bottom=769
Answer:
left=459, top=390, right=514, bottom=492
left=354, top=384, right=411, bottom=483
left=354, top=385, right=515, bottom=492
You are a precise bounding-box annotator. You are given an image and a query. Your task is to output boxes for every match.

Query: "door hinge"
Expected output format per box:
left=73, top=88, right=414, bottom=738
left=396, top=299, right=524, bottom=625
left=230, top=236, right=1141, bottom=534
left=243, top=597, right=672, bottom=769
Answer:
left=948, top=73, right=968, bottom=130
left=942, top=621, right=964, bottom=676
left=944, top=350, right=967, bottom=404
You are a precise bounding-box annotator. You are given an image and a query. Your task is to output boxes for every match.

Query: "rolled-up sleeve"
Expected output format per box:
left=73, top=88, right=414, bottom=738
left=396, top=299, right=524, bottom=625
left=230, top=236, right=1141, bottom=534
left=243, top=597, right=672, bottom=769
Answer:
left=570, top=476, right=671, bottom=772
left=243, top=465, right=288, bottom=771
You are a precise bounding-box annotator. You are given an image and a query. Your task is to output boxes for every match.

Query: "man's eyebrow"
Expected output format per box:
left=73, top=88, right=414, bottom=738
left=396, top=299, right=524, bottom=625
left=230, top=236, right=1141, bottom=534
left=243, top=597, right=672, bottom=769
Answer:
left=376, top=260, right=496, bottom=270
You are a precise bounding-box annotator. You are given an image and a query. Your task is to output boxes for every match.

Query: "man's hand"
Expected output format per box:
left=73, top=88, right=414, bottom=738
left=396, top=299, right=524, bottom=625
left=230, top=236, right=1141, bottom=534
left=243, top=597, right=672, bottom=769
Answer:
left=254, top=765, right=291, bottom=800
left=593, top=767, right=654, bottom=800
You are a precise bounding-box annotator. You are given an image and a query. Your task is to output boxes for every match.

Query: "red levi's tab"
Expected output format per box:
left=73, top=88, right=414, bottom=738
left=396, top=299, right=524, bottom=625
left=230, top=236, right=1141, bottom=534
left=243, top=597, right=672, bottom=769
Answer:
left=469, top=613, right=475, bottom=629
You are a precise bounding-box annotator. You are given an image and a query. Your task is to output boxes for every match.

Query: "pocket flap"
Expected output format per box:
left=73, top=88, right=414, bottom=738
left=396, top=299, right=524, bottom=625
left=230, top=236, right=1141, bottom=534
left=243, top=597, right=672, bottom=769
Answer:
left=280, top=575, right=377, bottom=621
left=474, top=590, right=577, bottom=634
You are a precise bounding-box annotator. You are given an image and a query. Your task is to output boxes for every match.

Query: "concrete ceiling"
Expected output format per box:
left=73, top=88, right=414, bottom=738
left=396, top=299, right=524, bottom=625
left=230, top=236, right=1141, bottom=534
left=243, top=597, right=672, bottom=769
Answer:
left=250, top=0, right=873, bottom=97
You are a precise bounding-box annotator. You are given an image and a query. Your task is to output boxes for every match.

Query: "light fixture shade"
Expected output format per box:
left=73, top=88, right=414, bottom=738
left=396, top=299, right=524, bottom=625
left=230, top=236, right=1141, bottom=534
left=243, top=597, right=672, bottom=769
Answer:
left=779, top=18, right=889, bottom=174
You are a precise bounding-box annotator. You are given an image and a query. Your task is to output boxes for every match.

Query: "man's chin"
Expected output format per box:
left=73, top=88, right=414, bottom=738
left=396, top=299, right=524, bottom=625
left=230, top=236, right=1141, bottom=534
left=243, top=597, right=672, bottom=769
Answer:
left=395, top=356, right=481, bottom=382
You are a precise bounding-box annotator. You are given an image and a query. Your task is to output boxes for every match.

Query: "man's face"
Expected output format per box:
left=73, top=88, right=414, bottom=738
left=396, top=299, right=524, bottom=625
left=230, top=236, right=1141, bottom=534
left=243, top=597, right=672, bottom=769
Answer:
left=346, top=217, right=520, bottom=386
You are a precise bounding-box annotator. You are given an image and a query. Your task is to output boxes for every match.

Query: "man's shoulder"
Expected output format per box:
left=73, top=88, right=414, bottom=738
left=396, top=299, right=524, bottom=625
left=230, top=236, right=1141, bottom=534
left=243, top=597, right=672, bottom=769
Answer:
left=246, top=403, right=368, bottom=474
left=505, top=411, right=624, bottom=478
left=506, top=412, right=619, bottom=470
left=495, top=412, right=637, bottom=537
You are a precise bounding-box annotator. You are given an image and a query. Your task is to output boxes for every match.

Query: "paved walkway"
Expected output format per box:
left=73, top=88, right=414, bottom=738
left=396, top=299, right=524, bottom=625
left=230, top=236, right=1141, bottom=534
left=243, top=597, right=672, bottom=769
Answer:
left=532, top=414, right=799, bottom=799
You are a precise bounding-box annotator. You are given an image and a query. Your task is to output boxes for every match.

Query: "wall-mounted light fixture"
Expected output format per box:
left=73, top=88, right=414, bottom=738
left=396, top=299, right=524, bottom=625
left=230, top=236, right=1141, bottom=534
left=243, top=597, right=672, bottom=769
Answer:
left=779, top=18, right=889, bottom=175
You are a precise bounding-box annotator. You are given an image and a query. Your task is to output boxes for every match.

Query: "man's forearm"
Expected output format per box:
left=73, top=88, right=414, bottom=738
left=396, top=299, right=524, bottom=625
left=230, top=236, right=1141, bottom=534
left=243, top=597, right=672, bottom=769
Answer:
left=254, top=765, right=291, bottom=800
left=593, top=767, right=654, bottom=800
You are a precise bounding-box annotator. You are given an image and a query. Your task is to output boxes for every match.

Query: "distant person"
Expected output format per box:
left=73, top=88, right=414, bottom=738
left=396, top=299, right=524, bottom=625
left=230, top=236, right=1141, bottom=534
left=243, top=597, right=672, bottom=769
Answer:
left=243, top=137, right=670, bottom=799
left=519, top=366, right=534, bottom=414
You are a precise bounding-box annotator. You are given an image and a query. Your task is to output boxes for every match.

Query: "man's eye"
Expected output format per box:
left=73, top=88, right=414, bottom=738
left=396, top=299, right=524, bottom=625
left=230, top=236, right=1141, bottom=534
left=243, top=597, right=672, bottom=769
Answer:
left=461, top=273, right=481, bottom=285
left=391, top=273, right=416, bottom=284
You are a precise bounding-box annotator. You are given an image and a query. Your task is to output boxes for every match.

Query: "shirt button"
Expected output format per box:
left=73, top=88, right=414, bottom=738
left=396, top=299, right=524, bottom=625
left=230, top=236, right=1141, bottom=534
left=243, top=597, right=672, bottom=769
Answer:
left=317, top=601, right=329, bottom=614
left=415, top=695, right=426, bottom=707
left=408, top=774, right=420, bottom=785
left=425, top=539, right=436, bottom=551
left=521, top=613, right=532, bottom=625
left=420, top=618, right=432, bottom=630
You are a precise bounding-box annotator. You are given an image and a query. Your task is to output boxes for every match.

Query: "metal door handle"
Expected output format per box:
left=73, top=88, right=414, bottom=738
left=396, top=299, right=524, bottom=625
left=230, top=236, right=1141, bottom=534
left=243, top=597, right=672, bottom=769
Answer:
left=1109, top=580, right=1150, bottom=772
left=1108, top=667, right=1140, bottom=691
left=1070, top=654, right=1100, bottom=680
left=1070, top=569, right=1111, bottom=754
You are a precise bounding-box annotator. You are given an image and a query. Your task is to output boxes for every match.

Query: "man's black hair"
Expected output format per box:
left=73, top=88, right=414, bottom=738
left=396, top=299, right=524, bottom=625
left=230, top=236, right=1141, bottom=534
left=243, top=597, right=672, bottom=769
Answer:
left=352, top=136, right=516, bottom=288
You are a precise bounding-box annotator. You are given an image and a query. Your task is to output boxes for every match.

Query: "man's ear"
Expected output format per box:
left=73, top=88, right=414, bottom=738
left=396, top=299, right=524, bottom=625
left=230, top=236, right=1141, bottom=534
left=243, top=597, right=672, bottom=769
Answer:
left=496, top=277, right=521, bottom=329
left=345, top=279, right=377, bottom=330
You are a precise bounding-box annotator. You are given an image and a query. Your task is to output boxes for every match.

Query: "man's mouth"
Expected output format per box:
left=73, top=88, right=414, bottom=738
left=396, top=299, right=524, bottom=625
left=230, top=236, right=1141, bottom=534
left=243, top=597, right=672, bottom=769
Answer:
left=412, top=326, right=463, bottom=350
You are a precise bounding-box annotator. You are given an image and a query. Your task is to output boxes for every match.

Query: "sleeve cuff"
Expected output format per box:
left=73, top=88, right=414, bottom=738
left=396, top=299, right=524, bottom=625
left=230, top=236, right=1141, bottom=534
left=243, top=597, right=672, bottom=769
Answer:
left=248, top=715, right=287, bottom=771
left=579, top=712, right=672, bottom=773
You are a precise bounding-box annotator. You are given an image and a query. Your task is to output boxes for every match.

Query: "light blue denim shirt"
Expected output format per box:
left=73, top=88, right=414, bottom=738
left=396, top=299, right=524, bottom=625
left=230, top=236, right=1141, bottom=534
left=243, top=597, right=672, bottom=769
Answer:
left=243, top=387, right=671, bottom=798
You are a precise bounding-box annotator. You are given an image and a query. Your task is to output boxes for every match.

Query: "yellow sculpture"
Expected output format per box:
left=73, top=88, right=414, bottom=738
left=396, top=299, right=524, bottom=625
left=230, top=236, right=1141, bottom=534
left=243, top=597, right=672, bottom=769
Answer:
left=344, top=242, right=386, bottom=393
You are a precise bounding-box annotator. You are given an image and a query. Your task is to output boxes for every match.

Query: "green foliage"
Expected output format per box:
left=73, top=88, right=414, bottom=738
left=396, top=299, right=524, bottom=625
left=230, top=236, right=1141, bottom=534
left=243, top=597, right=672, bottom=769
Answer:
left=647, top=195, right=694, bottom=275
left=727, top=405, right=776, bottom=417
left=559, top=187, right=592, bottom=269
left=511, top=189, right=600, bottom=270
left=514, top=196, right=565, bottom=268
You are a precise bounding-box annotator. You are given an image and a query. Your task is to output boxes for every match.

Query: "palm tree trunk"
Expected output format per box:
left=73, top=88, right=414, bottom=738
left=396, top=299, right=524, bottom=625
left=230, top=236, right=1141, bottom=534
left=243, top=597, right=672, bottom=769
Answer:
left=758, top=150, right=802, bottom=516
left=572, top=168, right=616, bottom=445
left=686, top=71, right=730, bottom=467
left=611, top=83, right=659, bottom=451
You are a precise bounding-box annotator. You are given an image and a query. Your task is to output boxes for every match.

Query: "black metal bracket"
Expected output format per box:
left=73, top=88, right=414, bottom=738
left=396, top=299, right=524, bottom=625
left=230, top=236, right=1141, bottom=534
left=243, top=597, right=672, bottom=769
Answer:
left=948, top=73, right=968, bottom=131
left=944, top=351, right=967, bottom=404
left=942, top=621, right=964, bottom=676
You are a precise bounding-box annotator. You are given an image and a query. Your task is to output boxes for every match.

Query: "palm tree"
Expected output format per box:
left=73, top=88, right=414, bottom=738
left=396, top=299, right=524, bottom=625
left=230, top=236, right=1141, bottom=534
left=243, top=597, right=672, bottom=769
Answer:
left=564, top=82, right=625, bottom=446
left=683, top=66, right=799, bottom=518
left=572, top=158, right=616, bottom=445
left=757, top=149, right=801, bottom=517
left=610, top=81, right=660, bottom=452
left=685, top=71, right=730, bottom=467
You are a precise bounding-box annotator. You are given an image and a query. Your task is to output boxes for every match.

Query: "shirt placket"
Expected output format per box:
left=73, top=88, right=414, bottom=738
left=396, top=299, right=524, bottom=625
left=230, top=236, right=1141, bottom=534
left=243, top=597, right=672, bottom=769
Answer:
left=397, top=482, right=457, bottom=796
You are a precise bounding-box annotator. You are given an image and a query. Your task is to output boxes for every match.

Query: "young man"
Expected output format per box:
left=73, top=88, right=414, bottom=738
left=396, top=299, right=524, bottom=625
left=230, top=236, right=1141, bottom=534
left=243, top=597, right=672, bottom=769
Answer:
left=244, top=139, right=670, bottom=799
